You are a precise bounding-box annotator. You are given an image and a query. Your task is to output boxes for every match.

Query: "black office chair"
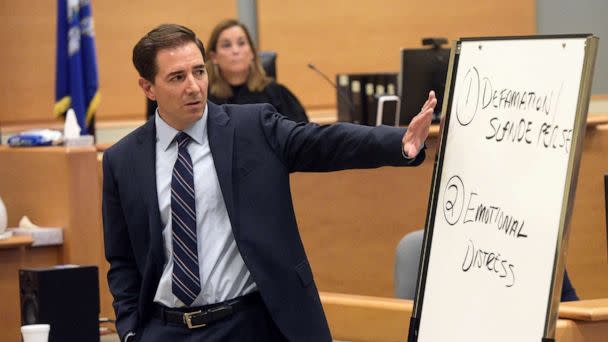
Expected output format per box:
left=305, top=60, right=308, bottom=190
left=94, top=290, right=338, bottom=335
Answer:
left=146, top=51, right=278, bottom=120
left=258, top=51, right=277, bottom=79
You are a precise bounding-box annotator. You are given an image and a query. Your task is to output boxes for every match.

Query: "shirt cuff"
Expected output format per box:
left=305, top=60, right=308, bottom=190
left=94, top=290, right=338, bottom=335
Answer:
left=124, top=331, right=136, bottom=342
left=402, top=142, right=425, bottom=160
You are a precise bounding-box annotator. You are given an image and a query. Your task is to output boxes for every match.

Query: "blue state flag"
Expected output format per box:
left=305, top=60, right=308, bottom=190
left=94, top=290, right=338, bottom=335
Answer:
left=54, top=0, right=100, bottom=135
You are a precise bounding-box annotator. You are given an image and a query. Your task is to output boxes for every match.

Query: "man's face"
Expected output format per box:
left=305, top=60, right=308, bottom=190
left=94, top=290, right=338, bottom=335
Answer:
left=140, top=41, right=208, bottom=131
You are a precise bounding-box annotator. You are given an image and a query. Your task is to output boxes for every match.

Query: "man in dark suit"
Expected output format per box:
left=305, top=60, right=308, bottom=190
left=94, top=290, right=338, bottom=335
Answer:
left=102, top=24, right=436, bottom=342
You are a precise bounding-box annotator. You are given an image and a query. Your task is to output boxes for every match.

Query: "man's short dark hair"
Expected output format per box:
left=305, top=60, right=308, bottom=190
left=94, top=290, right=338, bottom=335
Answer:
left=133, top=24, right=206, bottom=83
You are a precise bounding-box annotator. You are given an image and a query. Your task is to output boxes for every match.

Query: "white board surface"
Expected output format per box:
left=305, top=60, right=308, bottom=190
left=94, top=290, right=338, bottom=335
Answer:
left=416, top=36, right=592, bottom=342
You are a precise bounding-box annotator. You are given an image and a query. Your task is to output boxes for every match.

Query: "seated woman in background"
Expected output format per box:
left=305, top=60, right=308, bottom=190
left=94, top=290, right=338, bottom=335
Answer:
left=206, top=19, right=309, bottom=123
left=561, top=270, right=579, bottom=302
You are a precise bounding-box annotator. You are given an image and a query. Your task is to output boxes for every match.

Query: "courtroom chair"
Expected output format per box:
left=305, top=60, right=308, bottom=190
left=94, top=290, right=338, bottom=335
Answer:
left=145, top=51, right=278, bottom=120
left=394, top=229, right=580, bottom=301
left=394, top=229, right=424, bottom=299
left=258, top=51, right=277, bottom=80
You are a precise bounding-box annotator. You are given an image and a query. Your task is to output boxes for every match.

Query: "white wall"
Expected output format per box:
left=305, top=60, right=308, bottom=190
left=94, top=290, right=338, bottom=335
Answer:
left=537, top=0, right=608, bottom=94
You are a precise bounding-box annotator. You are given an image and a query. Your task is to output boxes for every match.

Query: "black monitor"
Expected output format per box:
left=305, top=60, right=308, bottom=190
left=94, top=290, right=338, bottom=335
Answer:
left=398, top=46, right=449, bottom=125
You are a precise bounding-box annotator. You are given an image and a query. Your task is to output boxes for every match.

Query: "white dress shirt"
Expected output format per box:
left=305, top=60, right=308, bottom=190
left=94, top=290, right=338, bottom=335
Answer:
left=152, top=105, right=257, bottom=307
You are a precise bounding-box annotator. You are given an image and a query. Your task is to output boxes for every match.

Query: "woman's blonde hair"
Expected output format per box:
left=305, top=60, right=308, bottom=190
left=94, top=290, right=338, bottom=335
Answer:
left=207, top=19, right=271, bottom=98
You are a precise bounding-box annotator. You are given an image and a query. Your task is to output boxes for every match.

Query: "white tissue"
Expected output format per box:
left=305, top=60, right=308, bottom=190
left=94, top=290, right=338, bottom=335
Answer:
left=63, top=108, right=94, bottom=146
left=19, top=215, right=38, bottom=229
left=0, top=195, right=6, bottom=234
left=64, top=108, right=81, bottom=139
left=0, top=197, right=10, bottom=239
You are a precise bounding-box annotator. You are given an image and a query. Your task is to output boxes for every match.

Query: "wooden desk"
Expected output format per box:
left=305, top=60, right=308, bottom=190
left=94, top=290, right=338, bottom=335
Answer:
left=321, top=292, right=608, bottom=342
left=0, top=146, right=109, bottom=342
left=560, top=299, right=608, bottom=321
left=321, top=292, right=413, bottom=341
left=0, top=235, right=32, bottom=249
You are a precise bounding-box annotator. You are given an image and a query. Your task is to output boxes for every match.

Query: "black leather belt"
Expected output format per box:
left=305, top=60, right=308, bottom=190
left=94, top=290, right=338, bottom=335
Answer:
left=152, top=292, right=262, bottom=329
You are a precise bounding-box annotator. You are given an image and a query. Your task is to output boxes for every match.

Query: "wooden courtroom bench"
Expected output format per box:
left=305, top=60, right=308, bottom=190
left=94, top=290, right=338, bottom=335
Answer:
left=320, top=292, right=608, bottom=342
left=0, top=146, right=110, bottom=342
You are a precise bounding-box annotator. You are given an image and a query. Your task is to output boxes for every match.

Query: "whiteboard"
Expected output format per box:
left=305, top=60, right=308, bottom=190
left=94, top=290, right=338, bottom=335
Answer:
left=411, top=35, right=597, bottom=342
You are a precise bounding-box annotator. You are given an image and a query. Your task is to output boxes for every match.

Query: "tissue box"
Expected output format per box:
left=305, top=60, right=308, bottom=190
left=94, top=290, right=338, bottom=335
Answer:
left=9, top=227, right=63, bottom=246
left=65, top=135, right=94, bottom=147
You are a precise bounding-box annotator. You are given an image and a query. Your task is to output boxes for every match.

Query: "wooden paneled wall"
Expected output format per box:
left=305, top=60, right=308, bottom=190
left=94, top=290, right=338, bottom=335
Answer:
left=292, top=124, right=608, bottom=300
left=0, top=1, right=237, bottom=125
left=0, top=1, right=534, bottom=125
left=258, top=0, right=536, bottom=109
left=567, top=125, right=608, bottom=299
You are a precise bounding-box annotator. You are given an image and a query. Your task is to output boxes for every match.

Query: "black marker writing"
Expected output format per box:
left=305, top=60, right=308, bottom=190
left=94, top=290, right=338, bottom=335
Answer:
left=442, top=175, right=528, bottom=240
left=455, top=67, right=480, bottom=126
left=442, top=175, right=465, bottom=226
left=463, top=186, right=528, bottom=239
left=538, top=122, right=572, bottom=153
left=481, top=78, right=554, bottom=115
left=461, top=239, right=516, bottom=287
left=486, top=117, right=534, bottom=144
left=455, top=67, right=573, bottom=154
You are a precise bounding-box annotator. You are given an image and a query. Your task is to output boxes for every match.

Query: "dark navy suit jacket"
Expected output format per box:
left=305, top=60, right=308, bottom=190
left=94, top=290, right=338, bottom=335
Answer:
left=102, top=102, right=424, bottom=341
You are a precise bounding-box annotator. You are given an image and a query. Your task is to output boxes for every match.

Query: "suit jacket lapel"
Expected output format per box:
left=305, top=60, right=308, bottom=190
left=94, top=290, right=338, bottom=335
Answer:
left=134, top=118, right=165, bottom=267
left=207, top=103, right=236, bottom=227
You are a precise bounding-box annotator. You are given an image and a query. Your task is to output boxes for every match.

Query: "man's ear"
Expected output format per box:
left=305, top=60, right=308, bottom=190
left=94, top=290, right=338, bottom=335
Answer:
left=139, top=77, right=156, bottom=101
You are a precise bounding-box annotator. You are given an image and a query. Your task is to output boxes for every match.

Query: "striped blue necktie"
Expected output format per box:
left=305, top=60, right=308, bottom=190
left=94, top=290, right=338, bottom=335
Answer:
left=171, top=132, right=200, bottom=306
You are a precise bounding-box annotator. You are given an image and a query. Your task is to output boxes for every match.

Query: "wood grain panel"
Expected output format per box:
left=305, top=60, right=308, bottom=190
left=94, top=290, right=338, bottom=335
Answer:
left=0, top=147, right=110, bottom=339
left=320, top=292, right=608, bottom=342
left=292, top=137, right=438, bottom=297
left=0, top=2, right=56, bottom=123
left=0, top=1, right=532, bottom=124
left=0, top=1, right=236, bottom=124
left=259, top=0, right=536, bottom=109
left=293, top=125, right=608, bottom=299
left=93, top=1, right=237, bottom=120
left=560, top=298, right=608, bottom=321
left=567, top=125, right=608, bottom=299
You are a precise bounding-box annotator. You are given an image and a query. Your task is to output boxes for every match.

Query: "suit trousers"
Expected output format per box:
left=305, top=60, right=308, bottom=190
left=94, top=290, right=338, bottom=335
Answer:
left=136, top=299, right=287, bottom=342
